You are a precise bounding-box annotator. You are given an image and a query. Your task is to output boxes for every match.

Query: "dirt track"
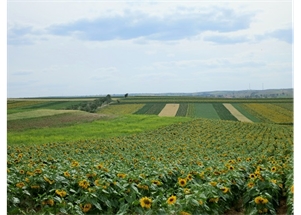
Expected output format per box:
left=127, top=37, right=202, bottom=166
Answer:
left=158, top=104, right=179, bottom=117
left=223, top=103, right=252, bottom=123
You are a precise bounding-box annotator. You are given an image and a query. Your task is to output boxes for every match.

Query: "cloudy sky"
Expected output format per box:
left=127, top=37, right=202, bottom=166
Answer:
left=6, top=0, right=294, bottom=98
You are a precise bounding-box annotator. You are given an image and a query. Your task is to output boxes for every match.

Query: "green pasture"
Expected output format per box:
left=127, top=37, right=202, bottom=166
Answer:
left=7, top=114, right=191, bottom=145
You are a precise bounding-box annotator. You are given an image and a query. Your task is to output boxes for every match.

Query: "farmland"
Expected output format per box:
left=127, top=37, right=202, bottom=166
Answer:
left=7, top=96, right=294, bottom=214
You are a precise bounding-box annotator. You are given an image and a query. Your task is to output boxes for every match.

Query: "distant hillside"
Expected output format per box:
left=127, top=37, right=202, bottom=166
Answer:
left=127, top=88, right=293, bottom=98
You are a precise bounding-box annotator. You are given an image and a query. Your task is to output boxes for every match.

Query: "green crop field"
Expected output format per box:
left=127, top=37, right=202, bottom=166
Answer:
left=7, top=96, right=294, bottom=214
left=186, top=103, right=220, bottom=119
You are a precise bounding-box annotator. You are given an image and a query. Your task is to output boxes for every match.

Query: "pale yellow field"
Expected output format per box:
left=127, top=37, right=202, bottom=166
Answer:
left=158, top=104, right=180, bottom=117
left=223, top=103, right=252, bottom=123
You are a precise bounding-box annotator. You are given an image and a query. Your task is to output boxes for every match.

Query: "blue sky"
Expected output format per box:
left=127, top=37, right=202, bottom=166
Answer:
left=6, top=0, right=294, bottom=97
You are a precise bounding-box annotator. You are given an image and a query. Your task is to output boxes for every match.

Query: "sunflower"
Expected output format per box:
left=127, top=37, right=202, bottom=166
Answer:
left=249, top=173, right=257, bottom=179
left=26, top=171, right=34, bottom=176
left=199, top=171, right=205, bottom=178
left=79, top=180, right=90, bottom=189
left=167, top=195, right=177, bottom=205
left=179, top=211, right=191, bottom=215
left=270, top=179, right=277, bottom=184
left=228, top=166, right=234, bottom=170
left=34, top=169, right=42, bottom=174
left=271, top=166, right=277, bottom=173
left=291, top=185, right=294, bottom=193
left=213, top=171, right=220, bottom=176
left=210, top=181, right=217, bottom=187
left=221, top=187, right=230, bottom=193
left=94, top=179, right=101, bottom=186
left=254, top=196, right=268, bottom=204
left=96, top=163, right=103, bottom=169
left=71, top=161, right=79, bottom=167
left=117, top=173, right=127, bottom=179
left=31, top=185, right=40, bottom=189
left=256, top=166, right=264, bottom=171
left=199, top=200, right=203, bottom=205
left=138, top=184, right=149, bottom=190
left=55, top=190, right=67, bottom=197
left=86, top=172, right=96, bottom=178
left=47, top=199, right=54, bottom=206
left=184, top=188, right=191, bottom=194
left=64, top=171, right=71, bottom=177
left=139, top=197, right=152, bottom=209
left=43, top=176, right=55, bottom=184
left=152, top=180, right=161, bottom=186
left=247, top=182, right=255, bottom=188
left=80, top=203, right=92, bottom=213
left=19, top=170, right=25, bottom=174
left=16, top=182, right=25, bottom=188
left=186, top=174, right=193, bottom=181
left=209, top=197, right=219, bottom=203
left=178, top=178, right=187, bottom=187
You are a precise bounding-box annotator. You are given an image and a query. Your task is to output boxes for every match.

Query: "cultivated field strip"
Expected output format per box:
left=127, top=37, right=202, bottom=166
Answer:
left=242, top=103, right=293, bottom=124
left=158, top=104, right=180, bottom=117
left=223, top=103, right=253, bottom=123
left=7, top=109, right=81, bottom=121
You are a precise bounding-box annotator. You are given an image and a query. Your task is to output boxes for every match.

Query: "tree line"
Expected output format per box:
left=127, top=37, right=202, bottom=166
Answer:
left=66, top=94, right=112, bottom=113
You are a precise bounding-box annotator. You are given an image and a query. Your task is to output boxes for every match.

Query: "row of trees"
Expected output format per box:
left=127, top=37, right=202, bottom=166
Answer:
left=66, top=94, right=112, bottom=113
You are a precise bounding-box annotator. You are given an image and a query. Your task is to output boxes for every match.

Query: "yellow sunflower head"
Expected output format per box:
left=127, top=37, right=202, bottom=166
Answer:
left=249, top=173, right=257, bottom=180
left=178, top=178, right=187, bottom=187
left=221, top=187, right=230, bottom=193
left=139, top=197, right=152, bottom=209
left=271, top=166, right=277, bottom=173
left=167, top=195, right=177, bottom=205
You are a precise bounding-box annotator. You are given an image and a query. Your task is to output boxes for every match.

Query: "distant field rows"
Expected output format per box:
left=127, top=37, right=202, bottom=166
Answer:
left=8, top=99, right=293, bottom=126
left=223, top=103, right=252, bottom=123
left=99, top=102, right=293, bottom=124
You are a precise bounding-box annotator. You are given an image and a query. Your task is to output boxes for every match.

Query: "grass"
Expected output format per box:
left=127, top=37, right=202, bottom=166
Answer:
left=7, top=114, right=192, bottom=145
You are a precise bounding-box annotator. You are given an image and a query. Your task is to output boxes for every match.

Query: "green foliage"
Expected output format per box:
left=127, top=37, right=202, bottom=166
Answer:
left=187, top=103, right=220, bottom=119
left=175, top=103, right=188, bottom=117
left=66, top=95, right=112, bottom=113
left=212, top=103, right=238, bottom=121
left=7, top=118, right=293, bottom=214
left=134, top=103, right=165, bottom=115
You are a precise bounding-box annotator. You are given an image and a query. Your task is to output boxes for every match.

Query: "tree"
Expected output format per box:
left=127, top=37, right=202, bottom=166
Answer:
left=124, top=93, right=128, bottom=98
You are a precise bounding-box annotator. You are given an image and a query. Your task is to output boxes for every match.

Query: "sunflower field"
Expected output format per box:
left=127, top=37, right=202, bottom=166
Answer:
left=7, top=118, right=293, bottom=215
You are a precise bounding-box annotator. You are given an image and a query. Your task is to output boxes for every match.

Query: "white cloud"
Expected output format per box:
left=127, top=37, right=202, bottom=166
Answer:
left=7, top=1, right=293, bottom=97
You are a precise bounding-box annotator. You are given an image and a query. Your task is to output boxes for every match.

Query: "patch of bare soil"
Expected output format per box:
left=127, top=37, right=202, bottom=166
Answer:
left=276, top=198, right=288, bottom=215
left=158, top=104, right=180, bottom=117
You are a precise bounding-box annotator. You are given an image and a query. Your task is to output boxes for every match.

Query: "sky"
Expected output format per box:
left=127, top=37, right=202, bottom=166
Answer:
left=6, top=0, right=294, bottom=97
